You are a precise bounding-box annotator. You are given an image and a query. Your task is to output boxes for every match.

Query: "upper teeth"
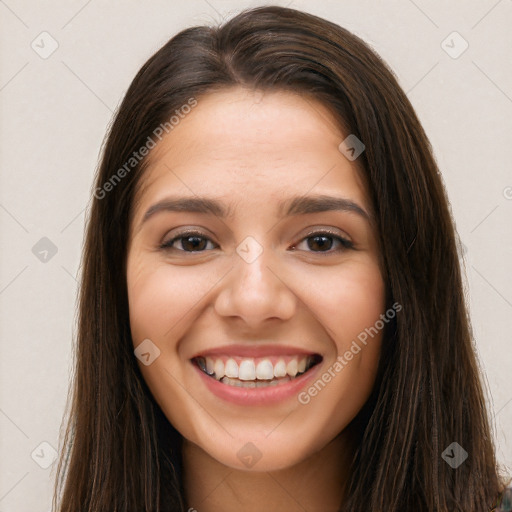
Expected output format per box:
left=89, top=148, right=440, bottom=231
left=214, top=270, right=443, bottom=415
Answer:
left=199, top=356, right=310, bottom=381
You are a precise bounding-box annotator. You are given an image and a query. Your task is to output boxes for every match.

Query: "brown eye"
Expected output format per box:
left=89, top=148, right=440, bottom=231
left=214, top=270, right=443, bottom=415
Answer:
left=160, top=231, right=217, bottom=252
left=291, top=231, right=354, bottom=254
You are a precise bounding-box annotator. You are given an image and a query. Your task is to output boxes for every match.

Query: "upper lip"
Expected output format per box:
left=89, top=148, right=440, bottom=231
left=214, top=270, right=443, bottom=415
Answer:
left=190, top=344, right=321, bottom=359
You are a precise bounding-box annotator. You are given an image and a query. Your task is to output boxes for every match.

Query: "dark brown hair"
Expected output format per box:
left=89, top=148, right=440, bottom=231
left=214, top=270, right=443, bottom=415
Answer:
left=52, top=5, right=509, bottom=511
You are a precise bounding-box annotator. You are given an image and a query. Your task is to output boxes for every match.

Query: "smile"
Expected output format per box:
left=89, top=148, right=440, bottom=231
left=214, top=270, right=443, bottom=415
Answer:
left=193, top=354, right=323, bottom=388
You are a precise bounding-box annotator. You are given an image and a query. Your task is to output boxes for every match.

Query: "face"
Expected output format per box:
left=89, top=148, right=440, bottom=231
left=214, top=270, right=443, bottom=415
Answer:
left=126, top=87, right=386, bottom=472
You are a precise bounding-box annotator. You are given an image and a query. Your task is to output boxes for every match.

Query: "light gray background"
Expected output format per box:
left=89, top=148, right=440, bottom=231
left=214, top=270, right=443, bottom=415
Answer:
left=1, top=1, right=511, bottom=510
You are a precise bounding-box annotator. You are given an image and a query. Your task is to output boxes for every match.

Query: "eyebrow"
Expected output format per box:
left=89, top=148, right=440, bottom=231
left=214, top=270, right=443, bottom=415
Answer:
left=141, top=194, right=372, bottom=225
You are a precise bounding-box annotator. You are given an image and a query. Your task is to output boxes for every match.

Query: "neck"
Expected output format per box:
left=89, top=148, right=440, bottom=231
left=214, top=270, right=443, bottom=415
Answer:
left=182, top=427, right=356, bottom=512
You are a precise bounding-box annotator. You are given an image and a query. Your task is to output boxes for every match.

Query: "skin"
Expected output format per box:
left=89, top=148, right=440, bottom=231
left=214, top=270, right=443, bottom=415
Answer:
left=126, top=87, right=386, bottom=511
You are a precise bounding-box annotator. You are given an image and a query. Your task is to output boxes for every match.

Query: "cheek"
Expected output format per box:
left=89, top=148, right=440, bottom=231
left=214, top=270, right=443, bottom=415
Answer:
left=126, top=255, right=209, bottom=430
left=302, top=258, right=386, bottom=345
left=298, top=261, right=386, bottom=420
left=127, top=255, right=208, bottom=343
left=300, top=259, right=385, bottom=402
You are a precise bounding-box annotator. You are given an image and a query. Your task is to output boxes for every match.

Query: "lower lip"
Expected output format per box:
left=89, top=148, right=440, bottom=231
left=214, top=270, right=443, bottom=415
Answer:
left=192, top=361, right=322, bottom=406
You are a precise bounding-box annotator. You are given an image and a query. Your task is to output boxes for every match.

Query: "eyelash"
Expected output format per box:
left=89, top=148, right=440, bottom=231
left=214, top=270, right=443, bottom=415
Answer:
left=159, top=229, right=354, bottom=255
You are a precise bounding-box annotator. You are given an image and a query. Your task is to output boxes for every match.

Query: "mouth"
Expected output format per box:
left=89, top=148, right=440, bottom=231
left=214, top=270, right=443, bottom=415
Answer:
left=192, top=353, right=323, bottom=388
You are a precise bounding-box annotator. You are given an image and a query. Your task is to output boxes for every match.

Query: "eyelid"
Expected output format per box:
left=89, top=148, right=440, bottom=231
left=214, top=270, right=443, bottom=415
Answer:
left=300, top=226, right=352, bottom=242
left=160, top=226, right=217, bottom=243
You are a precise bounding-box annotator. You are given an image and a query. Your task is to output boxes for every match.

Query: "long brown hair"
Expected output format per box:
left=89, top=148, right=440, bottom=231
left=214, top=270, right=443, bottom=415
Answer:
left=52, top=6, right=509, bottom=511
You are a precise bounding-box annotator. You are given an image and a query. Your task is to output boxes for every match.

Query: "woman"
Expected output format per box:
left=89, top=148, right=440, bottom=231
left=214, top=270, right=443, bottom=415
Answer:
left=52, top=6, right=511, bottom=511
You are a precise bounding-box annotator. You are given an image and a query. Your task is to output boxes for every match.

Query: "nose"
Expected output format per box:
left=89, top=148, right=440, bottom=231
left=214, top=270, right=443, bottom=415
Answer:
left=214, top=245, right=297, bottom=329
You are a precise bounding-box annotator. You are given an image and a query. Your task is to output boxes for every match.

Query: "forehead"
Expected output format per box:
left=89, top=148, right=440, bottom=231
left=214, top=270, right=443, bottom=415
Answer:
left=146, top=88, right=346, bottom=164
left=131, top=87, right=370, bottom=223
